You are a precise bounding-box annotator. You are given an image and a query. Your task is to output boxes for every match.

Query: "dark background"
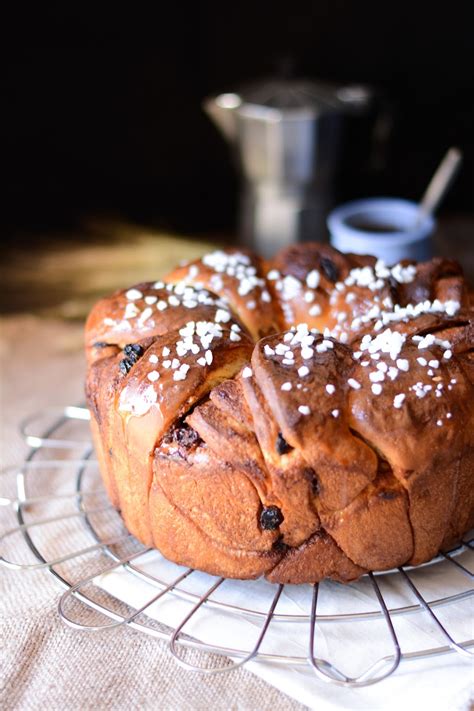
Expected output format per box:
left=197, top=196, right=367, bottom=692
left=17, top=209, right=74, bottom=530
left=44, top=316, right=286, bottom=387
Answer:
left=3, top=2, right=474, bottom=239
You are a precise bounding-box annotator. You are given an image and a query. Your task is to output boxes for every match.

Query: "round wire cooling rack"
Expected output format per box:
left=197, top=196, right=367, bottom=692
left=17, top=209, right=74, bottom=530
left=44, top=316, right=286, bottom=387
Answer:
left=1, top=405, right=473, bottom=688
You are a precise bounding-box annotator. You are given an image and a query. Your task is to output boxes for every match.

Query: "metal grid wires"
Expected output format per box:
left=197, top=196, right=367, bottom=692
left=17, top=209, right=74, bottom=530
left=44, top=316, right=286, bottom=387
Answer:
left=1, top=405, right=473, bottom=688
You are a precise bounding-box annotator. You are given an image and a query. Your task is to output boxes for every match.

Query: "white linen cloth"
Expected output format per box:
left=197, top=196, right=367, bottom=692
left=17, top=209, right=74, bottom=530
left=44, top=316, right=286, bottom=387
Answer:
left=96, top=545, right=474, bottom=711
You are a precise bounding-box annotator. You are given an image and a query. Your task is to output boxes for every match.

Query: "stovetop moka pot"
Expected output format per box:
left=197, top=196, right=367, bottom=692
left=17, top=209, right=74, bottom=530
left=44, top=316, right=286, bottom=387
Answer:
left=204, top=79, right=373, bottom=256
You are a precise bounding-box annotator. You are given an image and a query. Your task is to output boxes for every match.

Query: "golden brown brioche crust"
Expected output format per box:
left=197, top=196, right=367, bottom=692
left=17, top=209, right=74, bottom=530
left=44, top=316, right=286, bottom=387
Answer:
left=85, top=244, right=474, bottom=583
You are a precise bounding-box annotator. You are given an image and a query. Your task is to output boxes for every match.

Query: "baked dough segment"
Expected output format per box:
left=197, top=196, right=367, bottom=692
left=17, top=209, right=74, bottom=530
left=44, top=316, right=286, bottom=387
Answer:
left=209, top=377, right=258, bottom=430
left=87, top=317, right=253, bottom=548
left=348, top=342, right=474, bottom=565
left=148, top=471, right=283, bottom=580
left=241, top=373, right=321, bottom=548
left=113, top=328, right=252, bottom=545
left=266, top=244, right=353, bottom=331
left=269, top=245, right=390, bottom=334
left=432, top=315, right=474, bottom=547
left=319, top=469, right=413, bottom=570
left=187, top=395, right=270, bottom=493
left=153, top=442, right=279, bottom=554
left=351, top=311, right=472, bottom=351
left=166, top=249, right=278, bottom=340
left=269, top=245, right=465, bottom=345
left=247, top=333, right=378, bottom=511
left=247, top=331, right=414, bottom=571
left=86, top=350, right=122, bottom=510
left=87, top=347, right=158, bottom=544
left=398, top=257, right=466, bottom=305
left=266, top=530, right=366, bottom=584
left=117, top=328, right=252, bottom=439
left=85, top=281, right=247, bottom=356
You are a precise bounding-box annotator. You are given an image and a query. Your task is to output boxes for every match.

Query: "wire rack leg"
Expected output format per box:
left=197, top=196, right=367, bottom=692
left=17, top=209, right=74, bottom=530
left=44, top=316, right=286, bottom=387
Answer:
left=308, top=575, right=401, bottom=687
left=168, top=581, right=284, bottom=674
left=398, top=567, right=473, bottom=659
left=0, top=533, right=132, bottom=570
left=441, top=552, right=474, bottom=580
left=60, top=565, right=194, bottom=631
left=59, top=547, right=152, bottom=628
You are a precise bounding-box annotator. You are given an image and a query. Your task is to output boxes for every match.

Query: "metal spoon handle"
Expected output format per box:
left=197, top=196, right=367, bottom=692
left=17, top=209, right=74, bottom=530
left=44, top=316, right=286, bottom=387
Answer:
left=417, top=147, right=463, bottom=224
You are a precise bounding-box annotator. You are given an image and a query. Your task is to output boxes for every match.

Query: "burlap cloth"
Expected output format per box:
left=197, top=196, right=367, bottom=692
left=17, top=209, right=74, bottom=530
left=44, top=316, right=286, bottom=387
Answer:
left=0, top=315, right=307, bottom=711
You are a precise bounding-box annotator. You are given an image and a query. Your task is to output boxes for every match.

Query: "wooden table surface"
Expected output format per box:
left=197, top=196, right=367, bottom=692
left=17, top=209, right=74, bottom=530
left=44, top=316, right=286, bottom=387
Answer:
left=2, top=214, right=473, bottom=319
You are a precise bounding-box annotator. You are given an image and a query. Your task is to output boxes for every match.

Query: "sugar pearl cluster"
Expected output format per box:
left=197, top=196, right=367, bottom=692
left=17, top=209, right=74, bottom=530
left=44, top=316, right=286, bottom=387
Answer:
left=322, top=260, right=460, bottom=341
left=146, top=320, right=242, bottom=384
left=111, top=248, right=463, bottom=431
left=119, top=319, right=244, bottom=417
left=103, top=281, right=233, bottom=332
left=255, top=322, right=458, bottom=427
left=196, top=250, right=271, bottom=310
left=345, top=260, right=417, bottom=290
left=256, top=323, right=339, bottom=418
left=266, top=270, right=322, bottom=321
left=266, top=259, right=418, bottom=324
left=352, top=327, right=456, bottom=422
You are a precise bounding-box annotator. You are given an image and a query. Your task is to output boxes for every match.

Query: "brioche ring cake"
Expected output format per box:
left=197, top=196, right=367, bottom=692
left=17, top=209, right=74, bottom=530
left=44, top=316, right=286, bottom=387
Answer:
left=85, top=244, right=474, bottom=583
